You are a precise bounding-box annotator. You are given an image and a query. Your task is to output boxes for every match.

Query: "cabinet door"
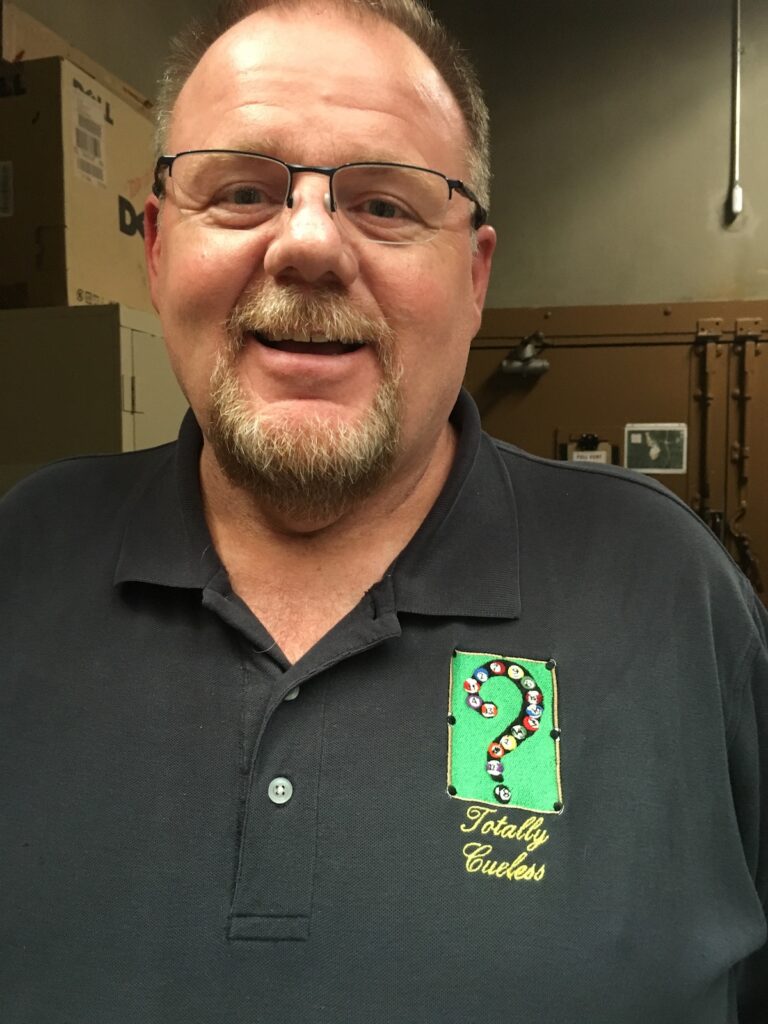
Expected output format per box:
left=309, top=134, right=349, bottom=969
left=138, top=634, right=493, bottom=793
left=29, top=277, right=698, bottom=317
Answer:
left=127, top=328, right=187, bottom=451
left=0, top=306, right=122, bottom=493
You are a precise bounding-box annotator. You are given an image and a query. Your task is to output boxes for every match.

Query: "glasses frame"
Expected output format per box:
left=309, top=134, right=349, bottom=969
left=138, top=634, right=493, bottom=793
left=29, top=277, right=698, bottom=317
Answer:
left=152, top=149, right=488, bottom=233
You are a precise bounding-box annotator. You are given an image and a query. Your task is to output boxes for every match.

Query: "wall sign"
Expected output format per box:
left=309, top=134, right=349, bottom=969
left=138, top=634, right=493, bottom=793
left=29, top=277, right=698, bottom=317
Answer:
left=624, top=423, right=688, bottom=474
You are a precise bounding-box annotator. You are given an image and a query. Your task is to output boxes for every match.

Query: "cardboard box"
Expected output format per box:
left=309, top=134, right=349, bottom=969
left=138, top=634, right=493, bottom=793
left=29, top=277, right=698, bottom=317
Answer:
left=0, top=56, right=155, bottom=312
left=0, top=1, right=153, bottom=115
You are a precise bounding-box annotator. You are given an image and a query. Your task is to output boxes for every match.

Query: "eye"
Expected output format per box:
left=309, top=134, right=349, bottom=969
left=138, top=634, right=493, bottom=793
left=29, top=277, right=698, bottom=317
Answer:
left=352, top=192, right=418, bottom=223
left=360, top=197, right=408, bottom=220
left=229, top=185, right=266, bottom=205
left=171, top=153, right=291, bottom=226
left=342, top=192, right=428, bottom=243
left=213, top=182, right=276, bottom=207
left=205, top=178, right=284, bottom=228
left=340, top=179, right=422, bottom=225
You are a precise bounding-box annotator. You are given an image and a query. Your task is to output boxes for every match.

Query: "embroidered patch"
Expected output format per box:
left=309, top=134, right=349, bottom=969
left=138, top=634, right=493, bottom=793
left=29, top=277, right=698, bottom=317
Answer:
left=448, top=651, right=563, bottom=814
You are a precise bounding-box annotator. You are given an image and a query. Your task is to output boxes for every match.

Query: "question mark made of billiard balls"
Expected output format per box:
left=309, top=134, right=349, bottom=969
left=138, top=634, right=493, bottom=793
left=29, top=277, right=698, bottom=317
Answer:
left=462, top=660, right=544, bottom=804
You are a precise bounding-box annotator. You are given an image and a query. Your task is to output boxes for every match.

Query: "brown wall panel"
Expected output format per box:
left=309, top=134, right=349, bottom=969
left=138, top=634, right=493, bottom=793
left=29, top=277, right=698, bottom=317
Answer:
left=467, top=302, right=767, bottom=603
left=467, top=343, right=705, bottom=507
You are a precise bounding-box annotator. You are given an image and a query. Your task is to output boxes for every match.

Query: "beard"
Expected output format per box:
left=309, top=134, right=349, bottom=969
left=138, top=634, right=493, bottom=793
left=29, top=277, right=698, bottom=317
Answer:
left=206, top=282, right=403, bottom=521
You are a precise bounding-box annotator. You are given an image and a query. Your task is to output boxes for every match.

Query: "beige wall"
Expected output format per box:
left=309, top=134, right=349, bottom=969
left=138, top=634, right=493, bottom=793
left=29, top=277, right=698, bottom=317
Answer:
left=15, top=0, right=768, bottom=309
left=11, top=0, right=210, bottom=101
left=434, top=0, right=768, bottom=308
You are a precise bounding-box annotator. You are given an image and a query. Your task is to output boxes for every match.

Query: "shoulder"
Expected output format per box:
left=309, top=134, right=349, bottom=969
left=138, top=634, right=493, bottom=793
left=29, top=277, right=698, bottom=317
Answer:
left=488, top=437, right=767, bottom=721
left=0, top=444, right=176, bottom=546
left=487, top=434, right=758, bottom=617
left=491, top=434, right=714, bottom=539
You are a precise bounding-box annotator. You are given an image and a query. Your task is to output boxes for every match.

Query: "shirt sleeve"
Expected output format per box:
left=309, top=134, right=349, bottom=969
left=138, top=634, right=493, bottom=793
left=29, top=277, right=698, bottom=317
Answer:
left=733, top=593, right=768, bottom=1022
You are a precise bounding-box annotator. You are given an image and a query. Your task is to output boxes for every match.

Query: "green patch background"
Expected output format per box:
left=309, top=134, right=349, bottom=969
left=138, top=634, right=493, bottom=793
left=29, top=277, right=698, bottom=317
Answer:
left=449, top=651, right=561, bottom=812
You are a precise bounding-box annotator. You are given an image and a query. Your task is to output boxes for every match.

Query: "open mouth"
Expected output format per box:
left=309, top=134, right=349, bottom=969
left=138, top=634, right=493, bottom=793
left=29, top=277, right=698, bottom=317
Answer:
left=252, top=330, right=366, bottom=356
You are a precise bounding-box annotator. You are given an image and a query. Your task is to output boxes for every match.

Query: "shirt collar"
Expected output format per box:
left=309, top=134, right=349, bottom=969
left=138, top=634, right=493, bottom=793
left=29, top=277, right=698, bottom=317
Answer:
left=114, top=391, right=521, bottom=620
left=388, top=389, right=520, bottom=619
left=114, top=409, right=220, bottom=589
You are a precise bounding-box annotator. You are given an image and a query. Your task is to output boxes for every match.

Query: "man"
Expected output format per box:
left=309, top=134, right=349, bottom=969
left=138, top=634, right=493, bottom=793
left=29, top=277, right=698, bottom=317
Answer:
left=1, top=1, right=766, bottom=1021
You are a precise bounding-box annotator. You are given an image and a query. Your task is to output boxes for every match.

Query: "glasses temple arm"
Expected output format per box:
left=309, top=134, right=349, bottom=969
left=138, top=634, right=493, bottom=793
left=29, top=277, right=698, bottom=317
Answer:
left=448, top=179, right=488, bottom=229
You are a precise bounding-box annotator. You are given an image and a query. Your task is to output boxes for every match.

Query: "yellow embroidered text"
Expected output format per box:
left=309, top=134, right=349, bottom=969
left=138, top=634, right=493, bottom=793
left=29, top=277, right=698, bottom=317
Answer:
left=460, top=806, right=550, bottom=853
left=462, top=842, right=546, bottom=882
left=458, top=806, right=550, bottom=882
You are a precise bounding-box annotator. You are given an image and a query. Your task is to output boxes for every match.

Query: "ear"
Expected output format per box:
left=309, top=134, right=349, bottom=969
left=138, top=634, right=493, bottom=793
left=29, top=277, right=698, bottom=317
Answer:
left=143, top=194, right=163, bottom=312
left=470, top=223, right=496, bottom=321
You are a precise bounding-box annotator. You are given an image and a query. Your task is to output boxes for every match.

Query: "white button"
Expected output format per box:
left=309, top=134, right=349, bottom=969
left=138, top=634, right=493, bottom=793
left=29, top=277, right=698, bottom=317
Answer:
left=268, top=777, right=293, bottom=805
left=284, top=686, right=300, bottom=702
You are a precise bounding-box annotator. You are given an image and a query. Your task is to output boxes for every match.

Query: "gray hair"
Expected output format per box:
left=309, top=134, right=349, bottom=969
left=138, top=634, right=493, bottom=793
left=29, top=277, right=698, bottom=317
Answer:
left=154, top=0, right=490, bottom=210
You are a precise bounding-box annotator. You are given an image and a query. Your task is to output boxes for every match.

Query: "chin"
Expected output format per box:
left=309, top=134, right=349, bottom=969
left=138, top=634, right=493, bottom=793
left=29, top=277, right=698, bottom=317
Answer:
left=205, top=358, right=403, bottom=520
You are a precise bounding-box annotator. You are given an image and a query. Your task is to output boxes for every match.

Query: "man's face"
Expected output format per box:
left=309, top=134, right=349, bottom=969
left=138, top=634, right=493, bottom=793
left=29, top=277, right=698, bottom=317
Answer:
left=145, top=5, right=495, bottom=516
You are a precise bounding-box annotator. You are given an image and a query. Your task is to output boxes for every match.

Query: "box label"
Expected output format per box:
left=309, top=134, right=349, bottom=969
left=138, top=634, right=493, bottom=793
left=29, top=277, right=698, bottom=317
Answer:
left=73, top=88, right=106, bottom=187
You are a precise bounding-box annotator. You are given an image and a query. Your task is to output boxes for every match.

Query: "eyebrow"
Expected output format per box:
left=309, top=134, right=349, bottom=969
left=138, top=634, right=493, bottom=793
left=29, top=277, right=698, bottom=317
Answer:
left=221, top=136, right=284, bottom=155
left=206, top=142, right=417, bottom=167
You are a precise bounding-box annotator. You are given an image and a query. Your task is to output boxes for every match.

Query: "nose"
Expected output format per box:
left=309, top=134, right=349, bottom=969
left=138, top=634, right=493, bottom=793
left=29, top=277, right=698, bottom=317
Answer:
left=262, top=173, right=359, bottom=288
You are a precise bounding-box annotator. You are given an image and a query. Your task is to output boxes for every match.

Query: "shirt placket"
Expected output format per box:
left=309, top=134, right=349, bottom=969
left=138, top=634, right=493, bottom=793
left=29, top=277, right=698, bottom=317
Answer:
left=205, top=582, right=402, bottom=942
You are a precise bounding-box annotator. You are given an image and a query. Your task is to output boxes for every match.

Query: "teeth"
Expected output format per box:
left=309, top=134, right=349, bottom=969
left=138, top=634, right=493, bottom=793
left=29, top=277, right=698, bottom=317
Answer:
left=259, top=330, right=334, bottom=343
left=254, top=330, right=365, bottom=347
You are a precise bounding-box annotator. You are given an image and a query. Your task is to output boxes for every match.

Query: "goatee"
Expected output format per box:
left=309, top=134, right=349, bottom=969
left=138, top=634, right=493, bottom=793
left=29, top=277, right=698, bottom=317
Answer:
left=206, top=282, right=403, bottom=522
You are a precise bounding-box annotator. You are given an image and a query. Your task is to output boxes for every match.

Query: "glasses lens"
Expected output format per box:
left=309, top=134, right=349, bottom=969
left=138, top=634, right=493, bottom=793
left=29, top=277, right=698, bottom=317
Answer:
left=333, top=164, right=449, bottom=243
left=169, top=152, right=290, bottom=226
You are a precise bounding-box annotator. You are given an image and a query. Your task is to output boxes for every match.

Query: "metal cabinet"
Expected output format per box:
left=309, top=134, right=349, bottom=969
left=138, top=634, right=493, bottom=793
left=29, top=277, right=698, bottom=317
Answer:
left=0, top=303, right=188, bottom=494
left=467, top=301, right=767, bottom=602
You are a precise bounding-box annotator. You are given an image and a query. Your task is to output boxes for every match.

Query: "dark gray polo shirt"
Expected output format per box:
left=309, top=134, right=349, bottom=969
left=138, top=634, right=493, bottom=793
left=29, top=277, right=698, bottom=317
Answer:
left=2, top=391, right=766, bottom=1023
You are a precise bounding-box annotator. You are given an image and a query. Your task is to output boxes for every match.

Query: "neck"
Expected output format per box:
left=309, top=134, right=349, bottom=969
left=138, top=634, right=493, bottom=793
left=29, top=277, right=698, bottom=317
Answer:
left=198, top=425, right=456, bottom=661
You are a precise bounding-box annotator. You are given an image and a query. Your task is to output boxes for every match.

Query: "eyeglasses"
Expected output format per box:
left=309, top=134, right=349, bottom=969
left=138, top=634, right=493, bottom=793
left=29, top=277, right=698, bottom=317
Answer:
left=152, top=149, right=487, bottom=244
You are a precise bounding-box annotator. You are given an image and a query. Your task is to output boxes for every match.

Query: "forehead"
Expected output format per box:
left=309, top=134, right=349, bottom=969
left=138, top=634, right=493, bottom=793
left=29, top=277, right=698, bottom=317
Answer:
left=169, top=6, right=468, bottom=172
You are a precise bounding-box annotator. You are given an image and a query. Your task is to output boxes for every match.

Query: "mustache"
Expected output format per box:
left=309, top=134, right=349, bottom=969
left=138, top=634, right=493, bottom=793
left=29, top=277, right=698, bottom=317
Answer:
left=225, top=282, right=395, bottom=352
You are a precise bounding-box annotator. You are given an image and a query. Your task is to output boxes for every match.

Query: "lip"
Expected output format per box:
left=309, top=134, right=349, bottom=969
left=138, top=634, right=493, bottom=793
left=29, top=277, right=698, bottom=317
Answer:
left=238, top=330, right=378, bottom=391
left=254, top=332, right=365, bottom=357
